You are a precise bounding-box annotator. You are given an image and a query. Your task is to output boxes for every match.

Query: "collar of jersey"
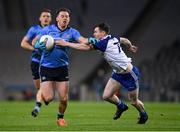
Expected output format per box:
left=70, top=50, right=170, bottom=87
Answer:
left=101, top=35, right=111, bottom=40
left=38, top=24, right=47, bottom=28
left=55, top=23, right=70, bottom=32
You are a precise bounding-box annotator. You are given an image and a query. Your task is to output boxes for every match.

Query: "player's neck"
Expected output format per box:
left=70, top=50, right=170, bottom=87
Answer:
left=57, top=23, right=68, bottom=31
left=40, top=23, right=50, bottom=28
left=40, top=24, right=46, bottom=28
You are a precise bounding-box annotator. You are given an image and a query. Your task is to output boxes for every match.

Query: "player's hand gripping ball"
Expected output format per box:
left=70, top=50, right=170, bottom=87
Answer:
left=39, top=35, right=54, bottom=50
left=34, top=41, right=46, bottom=51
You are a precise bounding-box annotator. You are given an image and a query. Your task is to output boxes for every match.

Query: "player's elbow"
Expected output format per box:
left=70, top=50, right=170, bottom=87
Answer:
left=120, top=38, right=128, bottom=44
left=21, top=41, right=26, bottom=48
left=103, top=94, right=110, bottom=101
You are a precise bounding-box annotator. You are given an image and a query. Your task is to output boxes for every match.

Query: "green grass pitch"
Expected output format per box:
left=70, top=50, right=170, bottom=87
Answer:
left=0, top=101, right=180, bottom=131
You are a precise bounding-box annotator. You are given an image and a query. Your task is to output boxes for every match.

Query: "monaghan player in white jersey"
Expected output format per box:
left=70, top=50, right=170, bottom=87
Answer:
left=57, top=23, right=148, bottom=124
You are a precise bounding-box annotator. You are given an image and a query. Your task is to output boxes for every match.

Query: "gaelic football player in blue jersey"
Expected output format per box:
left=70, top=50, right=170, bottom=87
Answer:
left=21, top=9, right=52, bottom=117
left=34, top=8, right=90, bottom=126
left=57, top=23, right=148, bottom=124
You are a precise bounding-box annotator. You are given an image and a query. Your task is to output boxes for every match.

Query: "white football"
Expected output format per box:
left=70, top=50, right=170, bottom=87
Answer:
left=39, top=35, right=54, bottom=50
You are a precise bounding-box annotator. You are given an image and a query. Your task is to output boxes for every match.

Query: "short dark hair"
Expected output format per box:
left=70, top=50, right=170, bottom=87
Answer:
left=40, top=9, right=51, bottom=14
left=56, top=8, right=71, bottom=16
left=95, top=23, right=110, bottom=34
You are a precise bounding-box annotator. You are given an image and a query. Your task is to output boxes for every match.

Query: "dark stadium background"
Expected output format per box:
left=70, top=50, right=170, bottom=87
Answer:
left=0, top=0, right=179, bottom=102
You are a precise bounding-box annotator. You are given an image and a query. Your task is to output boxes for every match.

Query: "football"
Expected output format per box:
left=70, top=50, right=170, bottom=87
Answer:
left=39, top=35, right=54, bottom=50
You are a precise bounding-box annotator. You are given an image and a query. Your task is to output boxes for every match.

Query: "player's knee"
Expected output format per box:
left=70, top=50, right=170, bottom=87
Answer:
left=60, top=96, right=68, bottom=103
left=131, top=99, right=143, bottom=107
left=129, top=97, right=137, bottom=106
left=103, top=94, right=110, bottom=101
left=43, top=95, right=53, bottom=102
left=131, top=101, right=138, bottom=106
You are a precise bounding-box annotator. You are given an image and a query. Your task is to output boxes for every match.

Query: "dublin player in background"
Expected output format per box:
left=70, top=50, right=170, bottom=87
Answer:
left=20, top=9, right=52, bottom=117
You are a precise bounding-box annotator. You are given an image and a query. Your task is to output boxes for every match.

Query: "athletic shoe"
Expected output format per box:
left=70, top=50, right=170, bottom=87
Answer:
left=31, top=109, right=39, bottom=117
left=57, top=118, right=67, bottom=126
left=137, top=112, right=148, bottom=124
left=113, top=104, right=128, bottom=120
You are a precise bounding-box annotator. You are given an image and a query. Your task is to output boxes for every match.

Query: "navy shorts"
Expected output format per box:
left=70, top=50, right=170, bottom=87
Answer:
left=111, top=66, right=140, bottom=91
left=40, top=66, right=69, bottom=82
left=31, top=61, right=40, bottom=80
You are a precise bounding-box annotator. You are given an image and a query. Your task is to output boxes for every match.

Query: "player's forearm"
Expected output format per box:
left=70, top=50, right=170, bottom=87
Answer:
left=21, top=40, right=35, bottom=51
left=66, top=42, right=91, bottom=51
left=120, top=38, right=132, bottom=48
left=77, top=36, right=89, bottom=44
left=120, top=37, right=138, bottom=53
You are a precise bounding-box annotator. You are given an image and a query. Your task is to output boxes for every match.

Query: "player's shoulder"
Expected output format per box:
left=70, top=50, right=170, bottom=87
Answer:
left=98, top=35, right=120, bottom=45
left=99, top=35, right=112, bottom=43
left=38, top=24, right=54, bottom=33
left=26, top=25, right=41, bottom=34
left=68, top=27, right=80, bottom=33
left=29, top=24, right=41, bottom=30
left=111, top=35, right=120, bottom=42
left=100, top=35, right=120, bottom=43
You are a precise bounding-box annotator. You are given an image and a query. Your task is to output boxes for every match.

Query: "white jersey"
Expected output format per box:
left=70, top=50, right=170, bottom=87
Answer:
left=93, top=35, right=132, bottom=73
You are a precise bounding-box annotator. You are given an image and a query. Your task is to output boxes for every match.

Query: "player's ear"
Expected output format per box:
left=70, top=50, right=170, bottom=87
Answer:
left=56, top=16, right=58, bottom=22
left=103, top=31, right=107, bottom=36
left=39, top=16, right=41, bottom=22
left=39, top=12, right=43, bottom=21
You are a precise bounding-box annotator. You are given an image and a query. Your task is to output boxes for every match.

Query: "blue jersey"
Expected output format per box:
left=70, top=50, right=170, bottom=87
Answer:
left=25, top=25, right=43, bottom=63
left=39, top=24, right=81, bottom=68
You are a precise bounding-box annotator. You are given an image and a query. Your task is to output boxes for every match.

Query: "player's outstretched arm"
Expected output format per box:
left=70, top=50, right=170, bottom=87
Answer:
left=56, top=39, right=93, bottom=51
left=77, top=36, right=89, bottom=44
left=76, top=36, right=98, bottom=45
left=120, top=37, right=138, bottom=53
left=21, top=36, right=35, bottom=51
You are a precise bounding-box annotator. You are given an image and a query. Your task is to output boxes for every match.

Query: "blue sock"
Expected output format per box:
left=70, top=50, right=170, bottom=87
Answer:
left=117, top=101, right=126, bottom=109
left=140, top=111, right=148, bottom=117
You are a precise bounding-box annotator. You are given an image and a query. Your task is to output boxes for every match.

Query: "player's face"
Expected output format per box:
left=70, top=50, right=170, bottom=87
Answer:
left=93, top=27, right=104, bottom=40
left=56, top=11, right=70, bottom=28
left=39, top=12, right=52, bottom=27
